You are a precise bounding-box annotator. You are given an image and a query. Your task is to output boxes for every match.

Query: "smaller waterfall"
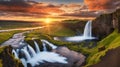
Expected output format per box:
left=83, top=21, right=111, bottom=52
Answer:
left=20, top=58, right=27, bottom=67
left=27, top=45, right=36, bottom=57
left=21, top=49, right=31, bottom=60
left=33, top=40, right=40, bottom=53
left=23, top=46, right=27, bottom=50
left=42, top=42, right=47, bottom=51
left=41, top=39, right=57, bottom=49
left=12, top=49, right=19, bottom=59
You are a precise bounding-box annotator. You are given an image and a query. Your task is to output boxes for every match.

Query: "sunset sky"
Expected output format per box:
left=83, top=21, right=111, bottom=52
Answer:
left=0, top=0, right=120, bottom=22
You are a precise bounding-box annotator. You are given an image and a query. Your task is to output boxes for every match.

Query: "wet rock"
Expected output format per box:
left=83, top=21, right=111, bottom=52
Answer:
left=52, top=47, right=85, bottom=67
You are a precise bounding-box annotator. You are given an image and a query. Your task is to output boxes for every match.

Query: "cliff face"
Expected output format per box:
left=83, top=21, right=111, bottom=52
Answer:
left=92, top=9, right=120, bottom=39
left=89, top=9, right=120, bottom=67
left=113, top=9, right=120, bottom=31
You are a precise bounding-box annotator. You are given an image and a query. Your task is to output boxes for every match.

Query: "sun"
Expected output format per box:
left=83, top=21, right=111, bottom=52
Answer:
left=45, top=18, right=52, bottom=23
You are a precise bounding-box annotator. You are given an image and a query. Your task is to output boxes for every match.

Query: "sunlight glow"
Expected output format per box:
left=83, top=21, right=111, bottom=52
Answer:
left=45, top=18, right=52, bottom=23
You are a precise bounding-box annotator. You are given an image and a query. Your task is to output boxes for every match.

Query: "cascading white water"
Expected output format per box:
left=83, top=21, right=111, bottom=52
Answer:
left=83, top=20, right=92, bottom=37
left=21, top=49, right=31, bottom=60
left=42, top=42, right=47, bottom=51
left=23, top=46, right=27, bottom=51
left=34, top=40, right=40, bottom=53
left=12, top=40, right=67, bottom=67
left=20, top=58, right=27, bottom=67
left=41, top=39, right=57, bottom=49
left=27, top=45, right=36, bottom=57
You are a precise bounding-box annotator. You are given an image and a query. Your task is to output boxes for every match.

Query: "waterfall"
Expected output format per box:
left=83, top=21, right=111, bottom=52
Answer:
left=23, top=46, right=27, bottom=50
left=83, top=20, right=92, bottom=37
left=27, top=45, right=36, bottom=57
left=34, top=41, right=40, bottom=53
left=53, top=20, right=95, bottom=42
left=12, top=40, right=68, bottom=67
left=20, top=58, right=27, bottom=67
left=12, top=49, right=19, bottom=59
left=21, top=49, right=31, bottom=60
left=42, top=42, right=47, bottom=51
left=41, top=39, right=57, bottom=49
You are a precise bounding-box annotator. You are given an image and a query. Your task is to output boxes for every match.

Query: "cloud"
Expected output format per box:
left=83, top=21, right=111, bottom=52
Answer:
left=60, top=4, right=82, bottom=14
left=61, top=11, right=100, bottom=18
left=0, top=0, right=30, bottom=7
left=1, top=1, right=108, bottom=21
left=84, top=0, right=120, bottom=11
left=0, top=1, right=65, bottom=17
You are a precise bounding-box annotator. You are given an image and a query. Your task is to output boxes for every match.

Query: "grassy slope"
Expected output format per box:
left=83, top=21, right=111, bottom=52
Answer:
left=84, top=30, right=120, bottom=67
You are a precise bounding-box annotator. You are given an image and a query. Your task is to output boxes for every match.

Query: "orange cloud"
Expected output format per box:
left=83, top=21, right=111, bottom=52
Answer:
left=84, top=0, right=120, bottom=11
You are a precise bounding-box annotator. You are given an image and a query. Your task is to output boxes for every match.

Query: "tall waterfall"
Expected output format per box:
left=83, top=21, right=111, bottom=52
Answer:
left=54, top=20, right=96, bottom=42
left=12, top=40, right=67, bottom=67
left=83, top=20, right=92, bottom=37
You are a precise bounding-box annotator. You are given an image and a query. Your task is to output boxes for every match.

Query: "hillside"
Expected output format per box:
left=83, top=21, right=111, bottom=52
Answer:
left=85, top=9, right=120, bottom=67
